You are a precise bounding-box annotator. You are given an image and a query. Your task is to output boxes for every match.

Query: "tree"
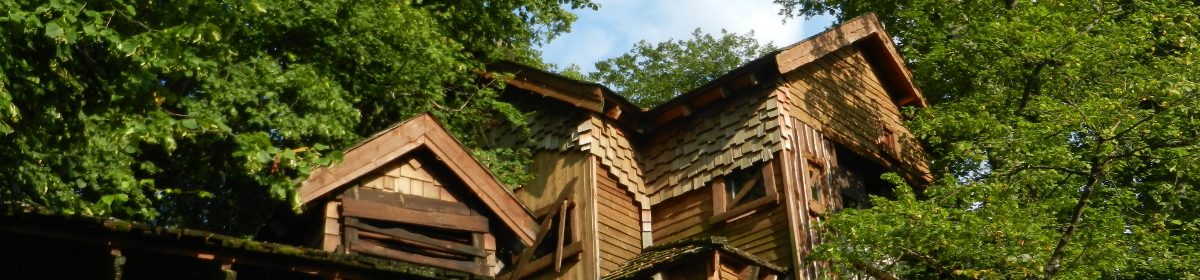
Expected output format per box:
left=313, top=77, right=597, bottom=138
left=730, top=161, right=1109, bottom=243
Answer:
left=777, top=1, right=1200, bottom=278
left=588, top=29, right=776, bottom=107
left=0, top=0, right=595, bottom=236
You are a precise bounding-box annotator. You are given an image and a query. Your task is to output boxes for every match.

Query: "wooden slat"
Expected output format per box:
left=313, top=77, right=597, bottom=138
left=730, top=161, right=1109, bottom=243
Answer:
left=353, top=186, right=472, bottom=216
left=472, top=233, right=487, bottom=275
left=346, top=221, right=486, bottom=257
left=343, top=217, right=359, bottom=255
left=342, top=198, right=489, bottom=233
left=555, top=200, right=568, bottom=272
left=351, top=239, right=483, bottom=275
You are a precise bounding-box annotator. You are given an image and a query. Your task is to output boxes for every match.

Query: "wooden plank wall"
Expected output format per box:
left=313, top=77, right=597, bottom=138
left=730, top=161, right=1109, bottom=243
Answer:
left=776, top=46, right=929, bottom=183
left=641, top=86, right=784, bottom=204
left=650, top=162, right=793, bottom=268
left=595, top=166, right=642, bottom=274
left=514, top=151, right=597, bottom=279
left=335, top=154, right=504, bottom=275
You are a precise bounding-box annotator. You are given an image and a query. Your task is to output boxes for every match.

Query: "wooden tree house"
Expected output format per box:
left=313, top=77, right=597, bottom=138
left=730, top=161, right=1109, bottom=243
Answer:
left=485, top=13, right=929, bottom=280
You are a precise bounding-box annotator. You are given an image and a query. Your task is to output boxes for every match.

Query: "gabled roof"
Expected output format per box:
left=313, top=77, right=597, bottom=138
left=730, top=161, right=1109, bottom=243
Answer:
left=488, top=61, right=642, bottom=127
left=489, top=13, right=926, bottom=129
left=298, top=113, right=539, bottom=245
left=646, top=12, right=926, bottom=126
left=774, top=13, right=925, bottom=107
left=601, top=236, right=787, bottom=280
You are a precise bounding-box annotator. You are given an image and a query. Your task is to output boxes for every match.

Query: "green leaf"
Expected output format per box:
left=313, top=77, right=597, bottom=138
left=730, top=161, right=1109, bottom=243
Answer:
left=180, top=119, right=198, bottom=129
left=44, top=22, right=64, bottom=40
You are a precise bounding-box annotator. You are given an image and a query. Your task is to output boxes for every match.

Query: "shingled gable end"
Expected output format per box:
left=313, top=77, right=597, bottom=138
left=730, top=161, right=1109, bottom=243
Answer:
left=483, top=13, right=930, bottom=279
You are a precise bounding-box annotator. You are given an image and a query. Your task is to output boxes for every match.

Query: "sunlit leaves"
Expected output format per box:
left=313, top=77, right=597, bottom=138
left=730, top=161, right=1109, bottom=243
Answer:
left=0, top=0, right=592, bottom=235
left=588, top=29, right=776, bottom=107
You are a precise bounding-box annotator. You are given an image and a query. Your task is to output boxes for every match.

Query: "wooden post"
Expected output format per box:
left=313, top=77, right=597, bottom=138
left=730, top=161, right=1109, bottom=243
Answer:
left=472, top=233, right=487, bottom=276
left=343, top=217, right=359, bottom=255
left=708, top=252, right=720, bottom=280
left=213, top=262, right=236, bottom=280
left=106, top=247, right=125, bottom=280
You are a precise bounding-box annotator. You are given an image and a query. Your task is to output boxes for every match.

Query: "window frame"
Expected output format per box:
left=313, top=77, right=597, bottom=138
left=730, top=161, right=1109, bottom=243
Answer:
left=710, top=159, right=780, bottom=223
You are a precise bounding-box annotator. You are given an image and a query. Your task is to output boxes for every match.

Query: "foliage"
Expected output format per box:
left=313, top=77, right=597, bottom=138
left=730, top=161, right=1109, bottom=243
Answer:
left=587, top=29, right=776, bottom=107
left=0, top=0, right=593, bottom=235
left=777, top=0, right=1200, bottom=278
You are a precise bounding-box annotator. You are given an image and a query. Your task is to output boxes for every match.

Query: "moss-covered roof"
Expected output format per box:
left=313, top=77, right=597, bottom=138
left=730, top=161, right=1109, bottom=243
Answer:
left=0, top=207, right=486, bottom=279
left=601, top=236, right=788, bottom=280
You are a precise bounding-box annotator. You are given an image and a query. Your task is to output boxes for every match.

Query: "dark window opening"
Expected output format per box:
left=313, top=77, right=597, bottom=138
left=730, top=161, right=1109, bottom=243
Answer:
left=833, top=143, right=893, bottom=209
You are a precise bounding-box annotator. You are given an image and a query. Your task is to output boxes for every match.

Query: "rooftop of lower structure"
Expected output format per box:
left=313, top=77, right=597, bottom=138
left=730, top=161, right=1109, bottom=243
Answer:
left=601, top=236, right=787, bottom=280
left=0, top=206, right=486, bottom=280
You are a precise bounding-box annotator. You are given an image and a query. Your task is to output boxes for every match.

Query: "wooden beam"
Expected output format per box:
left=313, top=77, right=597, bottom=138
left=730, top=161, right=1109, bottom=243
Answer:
left=351, top=239, right=482, bottom=275
left=554, top=200, right=569, bottom=272
left=354, top=186, right=473, bottom=216
left=420, top=129, right=539, bottom=244
left=342, top=197, right=489, bottom=233
left=0, top=221, right=419, bottom=280
left=515, top=242, right=584, bottom=279
left=347, top=222, right=486, bottom=257
left=712, top=178, right=727, bottom=216
left=300, top=134, right=425, bottom=202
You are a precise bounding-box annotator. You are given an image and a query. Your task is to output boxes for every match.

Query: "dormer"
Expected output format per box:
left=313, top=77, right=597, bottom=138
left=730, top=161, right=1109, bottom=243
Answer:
left=272, top=113, right=539, bottom=277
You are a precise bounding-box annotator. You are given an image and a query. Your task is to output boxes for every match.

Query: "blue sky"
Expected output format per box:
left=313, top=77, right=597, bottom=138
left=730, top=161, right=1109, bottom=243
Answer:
left=538, top=0, right=835, bottom=73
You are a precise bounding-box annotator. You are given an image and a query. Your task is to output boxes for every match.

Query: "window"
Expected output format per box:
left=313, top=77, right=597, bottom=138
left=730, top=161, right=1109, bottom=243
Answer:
left=711, top=160, right=779, bottom=223
left=877, top=125, right=902, bottom=157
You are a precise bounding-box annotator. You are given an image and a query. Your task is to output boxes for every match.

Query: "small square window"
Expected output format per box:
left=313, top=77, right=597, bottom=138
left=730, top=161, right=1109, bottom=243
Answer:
left=710, top=160, right=779, bottom=223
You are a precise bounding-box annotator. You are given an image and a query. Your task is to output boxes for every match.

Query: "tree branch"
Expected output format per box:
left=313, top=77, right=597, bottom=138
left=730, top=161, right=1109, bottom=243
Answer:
left=1042, top=161, right=1105, bottom=278
left=850, top=260, right=899, bottom=280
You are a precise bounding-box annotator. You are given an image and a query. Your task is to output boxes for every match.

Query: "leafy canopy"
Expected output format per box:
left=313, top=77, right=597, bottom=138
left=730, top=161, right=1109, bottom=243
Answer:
left=778, top=0, right=1200, bottom=278
left=586, top=29, right=776, bottom=107
left=0, top=0, right=594, bottom=235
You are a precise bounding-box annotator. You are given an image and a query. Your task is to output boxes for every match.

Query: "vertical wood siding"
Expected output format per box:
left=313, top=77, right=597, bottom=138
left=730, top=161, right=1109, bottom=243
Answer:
left=596, top=166, right=642, bottom=274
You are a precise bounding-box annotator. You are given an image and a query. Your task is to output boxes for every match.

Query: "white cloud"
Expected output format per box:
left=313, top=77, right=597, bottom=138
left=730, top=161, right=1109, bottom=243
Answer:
left=538, top=0, right=834, bottom=73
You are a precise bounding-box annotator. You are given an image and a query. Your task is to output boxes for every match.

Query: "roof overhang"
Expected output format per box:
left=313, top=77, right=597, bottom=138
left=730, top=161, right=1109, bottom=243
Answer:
left=774, top=13, right=927, bottom=108
left=486, top=61, right=643, bottom=129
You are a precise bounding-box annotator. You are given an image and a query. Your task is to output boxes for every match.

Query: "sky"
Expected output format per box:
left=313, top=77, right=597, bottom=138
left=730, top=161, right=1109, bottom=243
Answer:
left=538, top=0, right=835, bottom=73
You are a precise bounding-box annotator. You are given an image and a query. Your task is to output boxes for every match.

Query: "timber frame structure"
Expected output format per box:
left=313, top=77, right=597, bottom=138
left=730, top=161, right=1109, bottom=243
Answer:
left=479, top=13, right=930, bottom=279
left=0, top=13, right=928, bottom=280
